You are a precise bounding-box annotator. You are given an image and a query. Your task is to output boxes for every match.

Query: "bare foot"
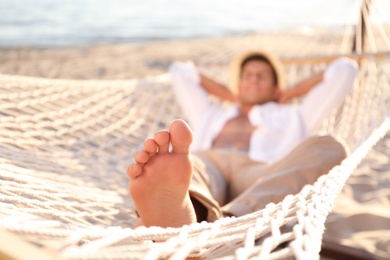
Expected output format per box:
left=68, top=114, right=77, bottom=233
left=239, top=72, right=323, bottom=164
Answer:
left=127, top=119, right=197, bottom=228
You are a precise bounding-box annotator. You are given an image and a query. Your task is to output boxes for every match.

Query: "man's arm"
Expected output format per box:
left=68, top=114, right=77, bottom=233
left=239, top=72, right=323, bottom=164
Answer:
left=278, top=71, right=324, bottom=104
left=298, top=58, right=359, bottom=135
left=169, top=62, right=213, bottom=128
left=199, top=74, right=237, bottom=103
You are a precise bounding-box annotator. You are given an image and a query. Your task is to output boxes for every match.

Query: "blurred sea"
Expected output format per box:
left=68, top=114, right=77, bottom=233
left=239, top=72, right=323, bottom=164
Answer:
left=0, top=0, right=387, bottom=47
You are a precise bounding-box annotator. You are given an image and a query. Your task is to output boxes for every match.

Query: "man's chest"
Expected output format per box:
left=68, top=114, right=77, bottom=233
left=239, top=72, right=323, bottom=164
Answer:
left=211, top=116, right=255, bottom=150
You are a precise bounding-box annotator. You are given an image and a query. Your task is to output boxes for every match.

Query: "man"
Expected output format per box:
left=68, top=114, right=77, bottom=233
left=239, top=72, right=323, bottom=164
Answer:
left=127, top=50, right=359, bottom=228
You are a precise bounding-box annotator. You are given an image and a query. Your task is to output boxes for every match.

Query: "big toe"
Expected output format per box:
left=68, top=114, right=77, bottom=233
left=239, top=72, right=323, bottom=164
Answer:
left=169, top=119, right=193, bottom=154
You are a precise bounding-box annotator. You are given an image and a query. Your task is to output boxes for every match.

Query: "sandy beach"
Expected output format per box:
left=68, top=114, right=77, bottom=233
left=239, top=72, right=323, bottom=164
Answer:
left=0, top=30, right=389, bottom=259
left=1, top=28, right=383, bottom=80
left=323, top=132, right=390, bottom=259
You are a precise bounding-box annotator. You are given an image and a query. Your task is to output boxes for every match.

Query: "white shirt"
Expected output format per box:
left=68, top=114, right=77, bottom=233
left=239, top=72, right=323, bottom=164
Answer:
left=169, top=58, right=358, bottom=163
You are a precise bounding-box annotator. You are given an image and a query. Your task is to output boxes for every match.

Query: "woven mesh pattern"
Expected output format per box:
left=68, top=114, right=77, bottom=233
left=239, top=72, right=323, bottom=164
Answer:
left=0, top=55, right=389, bottom=259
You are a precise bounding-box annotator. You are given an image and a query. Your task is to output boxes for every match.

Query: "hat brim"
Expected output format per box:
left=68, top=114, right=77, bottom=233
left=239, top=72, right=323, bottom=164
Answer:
left=228, top=50, right=286, bottom=94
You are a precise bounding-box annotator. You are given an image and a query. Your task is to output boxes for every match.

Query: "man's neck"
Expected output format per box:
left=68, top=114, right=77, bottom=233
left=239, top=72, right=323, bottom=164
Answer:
left=238, top=103, right=253, bottom=117
left=238, top=100, right=277, bottom=116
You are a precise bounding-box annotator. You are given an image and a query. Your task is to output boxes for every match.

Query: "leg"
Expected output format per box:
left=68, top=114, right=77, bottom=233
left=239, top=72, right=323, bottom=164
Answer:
left=127, top=119, right=197, bottom=228
left=222, top=135, right=348, bottom=217
left=189, top=150, right=231, bottom=222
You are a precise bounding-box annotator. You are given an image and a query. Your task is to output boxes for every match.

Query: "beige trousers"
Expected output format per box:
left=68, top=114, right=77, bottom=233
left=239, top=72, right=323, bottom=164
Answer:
left=189, top=135, right=348, bottom=222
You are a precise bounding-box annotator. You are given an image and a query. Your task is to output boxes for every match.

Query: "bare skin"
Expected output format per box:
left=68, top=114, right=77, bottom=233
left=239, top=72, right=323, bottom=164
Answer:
left=209, top=61, right=324, bottom=151
left=212, top=114, right=255, bottom=150
left=128, top=61, right=279, bottom=229
left=128, top=58, right=324, bottom=229
left=212, top=60, right=278, bottom=150
left=128, top=119, right=197, bottom=228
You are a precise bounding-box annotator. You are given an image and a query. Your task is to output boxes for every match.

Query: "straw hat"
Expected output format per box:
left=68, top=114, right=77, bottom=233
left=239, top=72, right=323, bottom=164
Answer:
left=228, top=50, right=286, bottom=94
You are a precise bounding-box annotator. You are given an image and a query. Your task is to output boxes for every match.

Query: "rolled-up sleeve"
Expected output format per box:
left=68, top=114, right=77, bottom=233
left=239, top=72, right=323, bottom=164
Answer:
left=299, top=57, right=359, bottom=135
left=169, top=61, right=213, bottom=128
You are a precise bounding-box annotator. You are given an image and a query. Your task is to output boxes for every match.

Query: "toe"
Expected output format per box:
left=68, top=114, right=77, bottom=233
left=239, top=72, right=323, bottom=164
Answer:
left=144, top=138, right=158, bottom=157
left=169, top=119, right=193, bottom=154
left=127, top=163, right=143, bottom=179
left=154, top=130, right=170, bottom=153
left=135, top=151, right=149, bottom=164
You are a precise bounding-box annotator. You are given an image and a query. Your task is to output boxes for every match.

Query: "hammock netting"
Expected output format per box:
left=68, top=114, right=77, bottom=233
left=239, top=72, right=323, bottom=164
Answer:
left=1, top=1, right=390, bottom=259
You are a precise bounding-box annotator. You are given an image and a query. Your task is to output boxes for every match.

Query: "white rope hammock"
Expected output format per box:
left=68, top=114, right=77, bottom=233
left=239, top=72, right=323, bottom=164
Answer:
left=1, top=0, right=390, bottom=258
left=0, top=52, right=389, bottom=259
